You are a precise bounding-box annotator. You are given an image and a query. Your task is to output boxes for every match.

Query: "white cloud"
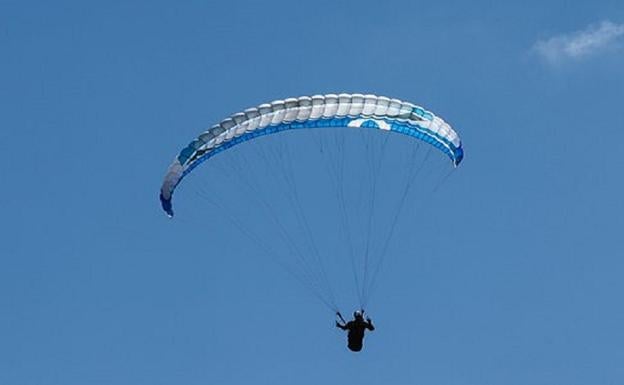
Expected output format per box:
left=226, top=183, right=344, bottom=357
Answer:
left=533, top=21, right=624, bottom=64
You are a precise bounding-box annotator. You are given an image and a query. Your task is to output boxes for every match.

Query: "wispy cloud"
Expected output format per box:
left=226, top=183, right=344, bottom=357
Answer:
left=533, top=21, right=624, bottom=64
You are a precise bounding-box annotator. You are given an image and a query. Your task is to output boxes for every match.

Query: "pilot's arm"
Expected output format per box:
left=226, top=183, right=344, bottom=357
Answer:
left=336, top=321, right=348, bottom=330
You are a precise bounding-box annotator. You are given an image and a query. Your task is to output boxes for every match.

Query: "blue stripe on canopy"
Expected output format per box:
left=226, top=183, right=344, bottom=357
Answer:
left=181, top=117, right=462, bottom=179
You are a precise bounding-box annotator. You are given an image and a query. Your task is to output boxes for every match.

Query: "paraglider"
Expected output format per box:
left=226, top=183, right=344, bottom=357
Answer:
left=159, top=93, right=463, bottom=351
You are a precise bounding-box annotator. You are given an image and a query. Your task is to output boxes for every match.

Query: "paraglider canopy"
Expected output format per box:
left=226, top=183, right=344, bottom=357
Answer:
left=159, top=93, right=463, bottom=217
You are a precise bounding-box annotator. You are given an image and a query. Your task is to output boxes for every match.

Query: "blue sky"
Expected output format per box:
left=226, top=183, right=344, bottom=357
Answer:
left=2, top=1, right=624, bottom=384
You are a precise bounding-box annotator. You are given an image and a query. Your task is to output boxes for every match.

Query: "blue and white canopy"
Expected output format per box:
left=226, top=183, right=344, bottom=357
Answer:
left=160, top=93, right=463, bottom=217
